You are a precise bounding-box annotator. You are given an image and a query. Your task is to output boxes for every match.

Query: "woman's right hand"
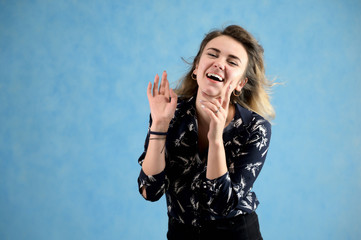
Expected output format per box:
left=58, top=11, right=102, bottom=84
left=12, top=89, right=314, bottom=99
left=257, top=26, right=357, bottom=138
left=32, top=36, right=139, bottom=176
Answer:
left=147, top=71, right=178, bottom=132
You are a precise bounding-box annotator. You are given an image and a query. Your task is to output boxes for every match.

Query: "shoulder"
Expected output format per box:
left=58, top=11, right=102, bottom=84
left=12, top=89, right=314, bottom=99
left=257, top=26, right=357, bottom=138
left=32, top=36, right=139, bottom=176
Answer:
left=234, top=103, right=271, bottom=137
left=176, top=96, right=195, bottom=109
left=167, top=96, right=196, bottom=133
left=173, top=96, right=197, bottom=119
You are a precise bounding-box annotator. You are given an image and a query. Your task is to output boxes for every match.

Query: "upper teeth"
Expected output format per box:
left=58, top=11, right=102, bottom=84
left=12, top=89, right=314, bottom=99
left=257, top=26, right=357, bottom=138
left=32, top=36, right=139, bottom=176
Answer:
left=207, top=73, right=223, bottom=81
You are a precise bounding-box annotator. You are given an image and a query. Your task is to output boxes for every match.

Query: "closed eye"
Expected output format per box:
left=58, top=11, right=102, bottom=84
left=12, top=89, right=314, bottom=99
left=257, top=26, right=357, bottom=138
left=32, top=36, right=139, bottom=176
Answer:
left=207, top=53, right=217, bottom=57
left=229, top=61, right=238, bottom=66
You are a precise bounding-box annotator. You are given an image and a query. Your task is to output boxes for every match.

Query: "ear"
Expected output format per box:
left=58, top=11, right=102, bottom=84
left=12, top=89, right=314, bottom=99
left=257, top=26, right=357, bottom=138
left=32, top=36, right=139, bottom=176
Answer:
left=235, top=78, right=248, bottom=91
left=193, top=64, right=198, bottom=74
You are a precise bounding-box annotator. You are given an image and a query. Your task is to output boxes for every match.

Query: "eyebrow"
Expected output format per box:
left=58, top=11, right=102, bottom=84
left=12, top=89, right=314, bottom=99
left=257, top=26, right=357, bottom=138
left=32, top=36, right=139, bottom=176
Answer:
left=206, top=47, right=242, bottom=63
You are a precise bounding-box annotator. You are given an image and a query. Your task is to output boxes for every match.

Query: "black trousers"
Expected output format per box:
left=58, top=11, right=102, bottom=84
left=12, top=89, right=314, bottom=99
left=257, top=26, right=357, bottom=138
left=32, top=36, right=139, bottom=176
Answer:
left=167, top=212, right=263, bottom=240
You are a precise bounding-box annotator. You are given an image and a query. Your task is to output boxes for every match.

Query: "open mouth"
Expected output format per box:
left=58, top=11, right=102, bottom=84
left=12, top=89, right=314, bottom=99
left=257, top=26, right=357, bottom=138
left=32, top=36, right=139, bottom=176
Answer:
left=206, top=73, right=224, bottom=82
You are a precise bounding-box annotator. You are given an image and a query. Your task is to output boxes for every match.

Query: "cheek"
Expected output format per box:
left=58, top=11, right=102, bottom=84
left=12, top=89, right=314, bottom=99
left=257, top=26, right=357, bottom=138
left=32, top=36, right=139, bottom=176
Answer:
left=197, top=58, right=212, bottom=71
left=229, top=71, right=242, bottom=83
left=232, top=68, right=246, bottom=80
left=195, top=64, right=206, bottom=76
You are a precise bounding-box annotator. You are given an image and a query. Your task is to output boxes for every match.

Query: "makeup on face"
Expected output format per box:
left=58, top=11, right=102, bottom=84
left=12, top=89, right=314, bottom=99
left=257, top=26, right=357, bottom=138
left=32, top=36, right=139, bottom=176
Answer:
left=195, top=35, right=248, bottom=99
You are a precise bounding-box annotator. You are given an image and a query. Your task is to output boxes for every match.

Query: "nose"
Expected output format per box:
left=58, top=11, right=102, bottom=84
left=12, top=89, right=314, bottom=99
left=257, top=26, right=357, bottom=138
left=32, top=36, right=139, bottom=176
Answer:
left=213, top=61, right=225, bottom=70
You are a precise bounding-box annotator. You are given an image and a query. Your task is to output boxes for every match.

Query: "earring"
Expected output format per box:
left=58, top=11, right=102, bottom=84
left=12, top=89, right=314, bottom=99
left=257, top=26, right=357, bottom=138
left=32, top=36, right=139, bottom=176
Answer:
left=191, top=73, right=197, bottom=80
left=233, top=90, right=241, bottom=97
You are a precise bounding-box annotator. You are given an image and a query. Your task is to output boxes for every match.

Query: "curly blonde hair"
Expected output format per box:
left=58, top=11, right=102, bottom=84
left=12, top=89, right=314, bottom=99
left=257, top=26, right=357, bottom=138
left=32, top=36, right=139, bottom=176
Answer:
left=175, top=25, right=275, bottom=121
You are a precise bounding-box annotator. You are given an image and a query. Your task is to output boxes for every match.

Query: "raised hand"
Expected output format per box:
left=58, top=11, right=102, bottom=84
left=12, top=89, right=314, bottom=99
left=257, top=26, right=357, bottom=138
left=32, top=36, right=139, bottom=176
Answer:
left=147, top=71, right=178, bottom=132
left=200, top=83, right=233, bottom=143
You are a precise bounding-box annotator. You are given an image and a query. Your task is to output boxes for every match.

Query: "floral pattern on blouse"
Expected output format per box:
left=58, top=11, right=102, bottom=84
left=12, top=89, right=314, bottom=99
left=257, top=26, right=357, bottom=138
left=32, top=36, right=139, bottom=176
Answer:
left=138, top=96, right=271, bottom=227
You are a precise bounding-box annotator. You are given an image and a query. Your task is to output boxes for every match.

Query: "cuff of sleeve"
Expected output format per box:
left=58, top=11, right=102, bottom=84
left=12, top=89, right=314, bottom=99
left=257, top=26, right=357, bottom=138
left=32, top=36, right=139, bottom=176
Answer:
left=203, top=172, right=230, bottom=193
left=202, top=172, right=234, bottom=216
left=138, top=168, right=166, bottom=202
left=138, top=168, right=165, bottom=188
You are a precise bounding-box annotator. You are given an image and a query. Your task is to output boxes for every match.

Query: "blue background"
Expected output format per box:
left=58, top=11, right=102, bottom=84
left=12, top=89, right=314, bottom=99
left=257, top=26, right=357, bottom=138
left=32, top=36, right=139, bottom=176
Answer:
left=1, top=0, right=360, bottom=239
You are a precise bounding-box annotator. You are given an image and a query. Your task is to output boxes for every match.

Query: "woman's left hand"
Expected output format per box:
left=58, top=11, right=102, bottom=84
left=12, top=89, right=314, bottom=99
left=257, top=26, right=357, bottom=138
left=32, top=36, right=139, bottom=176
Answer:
left=201, top=83, right=233, bottom=143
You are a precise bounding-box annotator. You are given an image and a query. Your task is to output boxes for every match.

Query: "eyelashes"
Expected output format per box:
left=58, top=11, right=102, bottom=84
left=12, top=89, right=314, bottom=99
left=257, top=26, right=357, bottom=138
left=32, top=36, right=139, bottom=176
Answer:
left=229, top=61, right=238, bottom=66
left=207, top=53, right=239, bottom=66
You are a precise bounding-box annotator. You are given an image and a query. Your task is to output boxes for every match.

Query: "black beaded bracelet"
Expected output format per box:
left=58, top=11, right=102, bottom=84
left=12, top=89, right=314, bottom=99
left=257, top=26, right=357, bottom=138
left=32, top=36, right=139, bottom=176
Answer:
left=149, top=130, right=167, bottom=136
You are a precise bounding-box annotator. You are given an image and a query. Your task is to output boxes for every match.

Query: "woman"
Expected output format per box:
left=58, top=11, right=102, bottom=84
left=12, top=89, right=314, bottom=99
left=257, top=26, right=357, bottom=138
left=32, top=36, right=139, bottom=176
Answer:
left=137, top=25, right=275, bottom=240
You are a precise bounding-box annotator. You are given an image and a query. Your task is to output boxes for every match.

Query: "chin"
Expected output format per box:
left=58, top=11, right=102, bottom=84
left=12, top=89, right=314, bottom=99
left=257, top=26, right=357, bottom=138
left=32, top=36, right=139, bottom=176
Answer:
left=200, top=89, right=220, bottom=99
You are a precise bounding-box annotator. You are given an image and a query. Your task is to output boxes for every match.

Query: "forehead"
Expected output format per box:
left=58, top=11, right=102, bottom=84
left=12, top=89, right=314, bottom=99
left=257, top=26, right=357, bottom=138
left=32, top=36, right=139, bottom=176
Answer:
left=205, top=35, right=248, bottom=61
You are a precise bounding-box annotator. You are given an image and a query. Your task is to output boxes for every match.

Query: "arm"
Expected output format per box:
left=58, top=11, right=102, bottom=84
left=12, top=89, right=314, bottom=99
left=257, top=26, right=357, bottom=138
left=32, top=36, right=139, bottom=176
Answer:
left=203, top=117, right=271, bottom=216
left=138, top=71, right=177, bottom=200
left=200, top=83, right=232, bottom=180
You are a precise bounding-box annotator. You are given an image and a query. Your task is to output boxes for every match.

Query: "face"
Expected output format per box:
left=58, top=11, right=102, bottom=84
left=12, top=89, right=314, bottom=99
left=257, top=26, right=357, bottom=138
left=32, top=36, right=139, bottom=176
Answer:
left=194, top=35, right=248, bottom=100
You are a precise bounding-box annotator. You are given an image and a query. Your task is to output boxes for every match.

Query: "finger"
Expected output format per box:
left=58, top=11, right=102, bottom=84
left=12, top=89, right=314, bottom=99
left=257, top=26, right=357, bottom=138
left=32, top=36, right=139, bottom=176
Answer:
left=153, top=74, right=160, bottom=96
left=147, top=81, right=152, bottom=99
left=209, top=98, right=222, bottom=110
left=203, top=106, right=219, bottom=121
left=201, top=100, right=221, bottom=113
left=169, top=88, right=178, bottom=109
left=222, top=84, right=233, bottom=109
left=164, top=74, right=170, bottom=100
left=159, top=71, right=167, bottom=95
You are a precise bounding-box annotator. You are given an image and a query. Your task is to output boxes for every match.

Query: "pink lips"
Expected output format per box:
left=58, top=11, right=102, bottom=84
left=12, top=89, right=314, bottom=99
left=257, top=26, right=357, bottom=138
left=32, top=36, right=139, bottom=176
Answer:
left=206, top=72, right=224, bottom=83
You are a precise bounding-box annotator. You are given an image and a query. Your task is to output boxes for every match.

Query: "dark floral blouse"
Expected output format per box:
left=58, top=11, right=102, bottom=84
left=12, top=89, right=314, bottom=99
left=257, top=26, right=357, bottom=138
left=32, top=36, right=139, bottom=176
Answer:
left=138, top=96, right=271, bottom=227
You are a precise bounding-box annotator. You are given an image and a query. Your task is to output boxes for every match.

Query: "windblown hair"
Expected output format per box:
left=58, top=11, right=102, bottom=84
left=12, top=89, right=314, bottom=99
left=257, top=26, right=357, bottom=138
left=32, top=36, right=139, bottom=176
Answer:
left=174, top=25, right=275, bottom=121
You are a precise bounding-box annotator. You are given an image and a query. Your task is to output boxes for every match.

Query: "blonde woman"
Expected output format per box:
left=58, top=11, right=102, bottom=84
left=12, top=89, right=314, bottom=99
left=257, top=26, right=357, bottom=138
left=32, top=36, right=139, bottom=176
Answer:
left=138, top=25, right=275, bottom=240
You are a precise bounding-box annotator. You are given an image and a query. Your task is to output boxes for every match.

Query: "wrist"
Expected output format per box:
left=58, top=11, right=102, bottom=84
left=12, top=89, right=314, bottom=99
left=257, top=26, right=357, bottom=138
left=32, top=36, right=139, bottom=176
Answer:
left=208, top=139, right=223, bottom=148
left=149, top=130, right=167, bottom=136
left=150, top=122, right=169, bottom=132
left=207, top=132, right=223, bottom=144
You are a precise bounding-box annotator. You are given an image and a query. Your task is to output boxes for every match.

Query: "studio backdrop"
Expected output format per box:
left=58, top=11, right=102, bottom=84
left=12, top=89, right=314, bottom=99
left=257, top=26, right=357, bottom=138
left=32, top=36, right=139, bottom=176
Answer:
left=1, top=0, right=360, bottom=239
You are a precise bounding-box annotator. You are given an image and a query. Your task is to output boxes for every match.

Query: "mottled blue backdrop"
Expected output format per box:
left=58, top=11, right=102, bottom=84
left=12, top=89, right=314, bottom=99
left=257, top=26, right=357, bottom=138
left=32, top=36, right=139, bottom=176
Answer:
left=1, top=0, right=360, bottom=239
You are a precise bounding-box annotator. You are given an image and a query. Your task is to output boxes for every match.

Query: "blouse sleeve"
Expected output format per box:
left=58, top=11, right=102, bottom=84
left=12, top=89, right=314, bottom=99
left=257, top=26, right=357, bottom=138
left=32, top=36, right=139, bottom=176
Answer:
left=137, top=116, right=167, bottom=202
left=137, top=165, right=166, bottom=202
left=202, top=117, right=271, bottom=216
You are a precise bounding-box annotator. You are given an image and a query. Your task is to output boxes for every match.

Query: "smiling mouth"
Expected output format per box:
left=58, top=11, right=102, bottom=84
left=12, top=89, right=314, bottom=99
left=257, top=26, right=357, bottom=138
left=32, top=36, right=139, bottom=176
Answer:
left=206, top=73, right=224, bottom=82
